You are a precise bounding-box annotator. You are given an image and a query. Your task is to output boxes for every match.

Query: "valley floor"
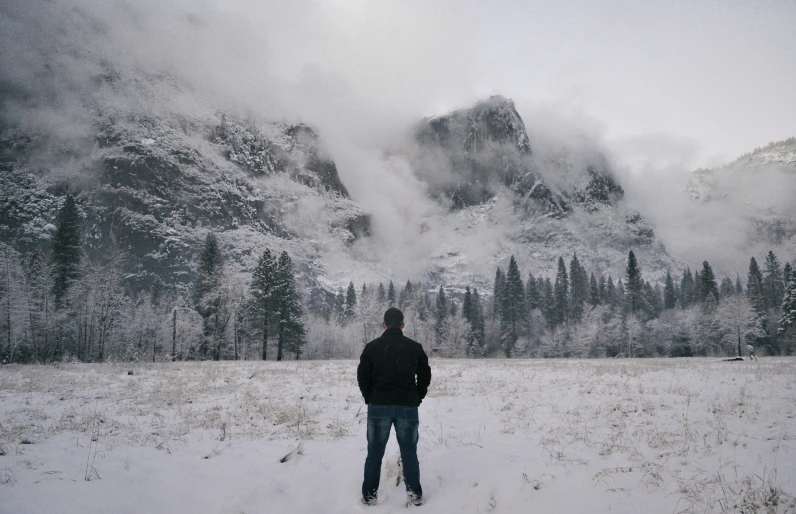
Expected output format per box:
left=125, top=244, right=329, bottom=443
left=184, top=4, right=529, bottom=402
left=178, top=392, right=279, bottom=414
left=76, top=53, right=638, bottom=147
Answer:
left=1, top=358, right=795, bottom=513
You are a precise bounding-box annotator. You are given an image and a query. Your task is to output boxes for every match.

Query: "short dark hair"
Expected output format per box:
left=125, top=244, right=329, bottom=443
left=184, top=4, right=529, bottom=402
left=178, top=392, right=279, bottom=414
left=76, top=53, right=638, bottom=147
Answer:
left=383, top=307, right=404, bottom=328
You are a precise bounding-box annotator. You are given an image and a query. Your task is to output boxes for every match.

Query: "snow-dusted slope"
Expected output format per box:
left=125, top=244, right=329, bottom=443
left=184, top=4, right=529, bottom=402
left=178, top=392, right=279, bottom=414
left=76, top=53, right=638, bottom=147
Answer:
left=406, top=96, right=677, bottom=285
left=684, top=138, right=796, bottom=265
left=0, top=109, right=370, bottom=292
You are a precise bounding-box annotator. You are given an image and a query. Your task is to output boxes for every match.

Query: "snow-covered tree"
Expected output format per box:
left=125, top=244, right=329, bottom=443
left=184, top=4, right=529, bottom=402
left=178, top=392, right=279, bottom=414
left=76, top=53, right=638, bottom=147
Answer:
left=716, top=294, right=763, bottom=357
left=499, top=256, right=525, bottom=357
left=746, top=257, right=768, bottom=351
left=778, top=273, right=796, bottom=352
left=553, top=257, right=569, bottom=325
left=699, top=261, right=719, bottom=304
left=51, top=195, right=82, bottom=307
left=435, top=285, right=448, bottom=349
left=664, top=271, right=677, bottom=310
left=275, top=251, right=305, bottom=360
left=625, top=251, right=644, bottom=316
left=249, top=249, right=277, bottom=360
left=763, top=251, right=784, bottom=311
left=569, top=253, right=589, bottom=322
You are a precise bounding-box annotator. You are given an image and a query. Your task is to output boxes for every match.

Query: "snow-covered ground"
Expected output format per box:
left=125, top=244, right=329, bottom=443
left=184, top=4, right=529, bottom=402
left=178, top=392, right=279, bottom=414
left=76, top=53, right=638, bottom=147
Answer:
left=1, top=358, right=795, bottom=513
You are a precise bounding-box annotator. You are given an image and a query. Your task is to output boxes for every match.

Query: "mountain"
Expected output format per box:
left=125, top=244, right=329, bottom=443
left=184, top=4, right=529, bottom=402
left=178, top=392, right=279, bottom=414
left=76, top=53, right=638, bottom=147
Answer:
left=405, top=96, right=676, bottom=286
left=685, top=137, right=796, bottom=262
left=0, top=89, right=681, bottom=297
left=0, top=107, right=370, bottom=292
left=0, top=0, right=678, bottom=295
left=688, top=137, right=796, bottom=202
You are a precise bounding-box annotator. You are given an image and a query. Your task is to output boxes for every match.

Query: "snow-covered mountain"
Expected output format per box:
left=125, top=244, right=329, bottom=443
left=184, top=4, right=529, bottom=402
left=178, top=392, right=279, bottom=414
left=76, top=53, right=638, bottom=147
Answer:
left=0, top=1, right=685, bottom=298
left=0, top=86, right=683, bottom=297
left=403, top=96, right=677, bottom=286
left=688, top=137, right=796, bottom=202
left=0, top=104, right=370, bottom=292
left=685, top=137, right=796, bottom=264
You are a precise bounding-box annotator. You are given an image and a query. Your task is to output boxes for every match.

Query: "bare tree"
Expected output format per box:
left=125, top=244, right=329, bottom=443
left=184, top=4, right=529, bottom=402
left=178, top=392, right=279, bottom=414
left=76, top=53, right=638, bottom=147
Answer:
left=716, top=294, right=762, bottom=357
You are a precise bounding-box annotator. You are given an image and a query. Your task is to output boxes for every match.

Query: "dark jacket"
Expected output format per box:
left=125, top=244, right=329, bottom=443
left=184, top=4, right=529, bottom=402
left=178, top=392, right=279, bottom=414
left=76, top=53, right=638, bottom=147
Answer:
left=357, top=327, right=431, bottom=407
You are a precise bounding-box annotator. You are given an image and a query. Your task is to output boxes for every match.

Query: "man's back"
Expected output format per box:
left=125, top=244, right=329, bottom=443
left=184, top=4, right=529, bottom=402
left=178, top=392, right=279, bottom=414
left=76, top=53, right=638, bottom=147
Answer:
left=358, top=308, right=431, bottom=505
left=357, top=326, right=431, bottom=407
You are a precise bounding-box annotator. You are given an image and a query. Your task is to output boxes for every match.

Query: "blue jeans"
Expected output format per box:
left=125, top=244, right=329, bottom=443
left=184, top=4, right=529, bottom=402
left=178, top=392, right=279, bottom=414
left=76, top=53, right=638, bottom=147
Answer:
left=362, top=404, right=422, bottom=501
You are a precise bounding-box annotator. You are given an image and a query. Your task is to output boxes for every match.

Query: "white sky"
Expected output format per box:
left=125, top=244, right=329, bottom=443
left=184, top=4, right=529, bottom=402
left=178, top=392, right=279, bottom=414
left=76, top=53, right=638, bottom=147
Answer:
left=254, top=0, right=796, bottom=168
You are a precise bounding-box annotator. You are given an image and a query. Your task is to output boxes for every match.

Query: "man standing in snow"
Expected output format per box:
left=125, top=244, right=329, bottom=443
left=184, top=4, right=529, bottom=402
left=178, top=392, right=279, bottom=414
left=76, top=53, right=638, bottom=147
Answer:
left=358, top=307, right=432, bottom=507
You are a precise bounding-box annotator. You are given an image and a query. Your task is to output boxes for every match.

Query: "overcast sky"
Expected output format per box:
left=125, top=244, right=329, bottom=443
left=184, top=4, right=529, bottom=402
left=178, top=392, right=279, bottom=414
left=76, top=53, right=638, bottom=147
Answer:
left=253, top=0, right=796, bottom=168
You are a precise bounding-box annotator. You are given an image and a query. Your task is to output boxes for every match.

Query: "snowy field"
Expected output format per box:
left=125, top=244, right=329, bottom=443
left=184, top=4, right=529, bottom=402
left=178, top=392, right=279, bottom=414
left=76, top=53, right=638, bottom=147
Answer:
left=1, top=359, right=795, bottom=514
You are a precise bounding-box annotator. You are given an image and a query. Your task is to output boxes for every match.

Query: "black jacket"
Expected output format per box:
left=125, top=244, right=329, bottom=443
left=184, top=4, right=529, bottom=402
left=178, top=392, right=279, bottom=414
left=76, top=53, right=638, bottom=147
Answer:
left=357, top=327, right=431, bottom=407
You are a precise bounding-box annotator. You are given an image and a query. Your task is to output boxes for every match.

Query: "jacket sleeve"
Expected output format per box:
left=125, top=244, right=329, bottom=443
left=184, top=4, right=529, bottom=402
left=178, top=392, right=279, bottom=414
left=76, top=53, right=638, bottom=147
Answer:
left=357, top=347, right=373, bottom=404
left=416, top=347, right=431, bottom=402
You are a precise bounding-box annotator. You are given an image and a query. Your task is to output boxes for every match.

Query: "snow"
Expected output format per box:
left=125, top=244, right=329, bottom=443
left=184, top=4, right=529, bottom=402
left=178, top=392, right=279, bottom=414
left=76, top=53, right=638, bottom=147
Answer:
left=1, top=359, right=795, bottom=513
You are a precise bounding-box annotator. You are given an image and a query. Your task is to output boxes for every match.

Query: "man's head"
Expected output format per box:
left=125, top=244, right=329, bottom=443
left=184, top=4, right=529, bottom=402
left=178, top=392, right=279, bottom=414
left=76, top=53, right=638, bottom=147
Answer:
left=382, top=307, right=405, bottom=329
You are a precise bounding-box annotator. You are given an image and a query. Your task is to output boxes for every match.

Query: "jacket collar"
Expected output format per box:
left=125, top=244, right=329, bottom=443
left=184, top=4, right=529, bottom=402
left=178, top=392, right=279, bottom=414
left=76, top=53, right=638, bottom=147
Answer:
left=382, top=326, right=403, bottom=337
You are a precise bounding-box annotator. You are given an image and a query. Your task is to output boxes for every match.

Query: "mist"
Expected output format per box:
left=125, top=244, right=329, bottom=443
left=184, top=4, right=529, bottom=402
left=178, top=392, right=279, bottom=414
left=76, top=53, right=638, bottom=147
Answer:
left=2, top=0, right=795, bottom=283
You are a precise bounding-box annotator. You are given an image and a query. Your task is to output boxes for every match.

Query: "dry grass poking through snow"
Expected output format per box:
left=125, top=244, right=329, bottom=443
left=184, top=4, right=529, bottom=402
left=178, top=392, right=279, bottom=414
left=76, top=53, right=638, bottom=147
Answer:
left=0, top=358, right=795, bottom=513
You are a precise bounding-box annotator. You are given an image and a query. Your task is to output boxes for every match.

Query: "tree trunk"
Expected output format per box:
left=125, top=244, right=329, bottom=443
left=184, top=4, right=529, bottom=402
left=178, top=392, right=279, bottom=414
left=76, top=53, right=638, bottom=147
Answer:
left=262, top=316, right=268, bottom=361
left=172, top=309, right=177, bottom=361
left=737, top=323, right=742, bottom=357
left=233, top=309, right=238, bottom=360
left=5, top=246, right=12, bottom=363
left=277, top=323, right=283, bottom=361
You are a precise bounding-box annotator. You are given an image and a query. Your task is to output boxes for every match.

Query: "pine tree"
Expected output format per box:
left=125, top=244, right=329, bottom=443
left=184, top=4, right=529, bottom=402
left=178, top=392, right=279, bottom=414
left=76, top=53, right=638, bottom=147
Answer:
left=417, top=289, right=429, bottom=323
left=680, top=268, right=695, bottom=307
left=500, top=256, right=525, bottom=357
left=589, top=273, right=599, bottom=306
left=747, top=257, right=768, bottom=350
left=526, top=273, right=540, bottom=310
left=625, top=251, right=644, bottom=315
left=778, top=272, right=796, bottom=346
left=719, top=277, right=735, bottom=299
left=664, top=271, right=677, bottom=310
left=763, top=251, right=784, bottom=311
left=51, top=195, right=82, bottom=306
left=194, top=233, right=223, bottom=358
left=569, top=253, right=588, bottom=322
left=493, top=267, right=505, bottom=318
left=470, top=288, right=485, bottom=356
left=553, top=257, right=569, bottom=325
left=345, top=282, right=357, bottom=320
left=377, top=283, right=386, bottom=305
left=463, top=286, right=473, bottom=323
left=700, top=261, right=719, bottom=303
left=399, top=281, right=413, bottom=310
left=542, top=278, right=555, bottom=328
left=735, top=275, right=744, bottom=296
left=435, top=285, right=448, bottom=347
left=275, top=252, right=305, bottom=360
left=615, top=280, right=625, bottom=310
left=605, top=276, right=616, bottom=309
left=249, top=249, right=276, bottom=360
left=784, top=263, right=792, bottom=288
left=387, top=281, right=396, bottom=307
left=333, top=289, right=347, bottom=327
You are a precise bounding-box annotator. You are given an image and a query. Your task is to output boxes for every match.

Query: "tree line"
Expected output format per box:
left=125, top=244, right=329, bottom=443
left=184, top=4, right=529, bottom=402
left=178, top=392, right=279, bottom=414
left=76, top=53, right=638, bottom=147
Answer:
left=1, top=194, right=795, bottom=362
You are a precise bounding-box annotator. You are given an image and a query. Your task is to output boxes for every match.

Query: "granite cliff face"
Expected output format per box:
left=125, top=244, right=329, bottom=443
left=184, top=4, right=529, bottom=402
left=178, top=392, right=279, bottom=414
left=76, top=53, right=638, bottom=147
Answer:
left=413, top=96, right=624, bottom=217
left=0, top=92, right=679, bottom=293
left=406, top=96, right=671, bottom=285
left=0, top=110, right=370, bottom=291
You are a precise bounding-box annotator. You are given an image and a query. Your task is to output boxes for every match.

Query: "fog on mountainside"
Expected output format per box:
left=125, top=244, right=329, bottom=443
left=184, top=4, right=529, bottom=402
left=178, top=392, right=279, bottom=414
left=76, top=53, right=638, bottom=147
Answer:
left=0, top=0, right=793, bottom=283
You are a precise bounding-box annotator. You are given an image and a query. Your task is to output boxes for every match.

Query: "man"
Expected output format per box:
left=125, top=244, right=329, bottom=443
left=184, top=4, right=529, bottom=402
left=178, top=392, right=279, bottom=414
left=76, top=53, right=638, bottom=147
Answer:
left=357, top=307, right=432, bottom=507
